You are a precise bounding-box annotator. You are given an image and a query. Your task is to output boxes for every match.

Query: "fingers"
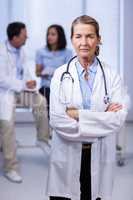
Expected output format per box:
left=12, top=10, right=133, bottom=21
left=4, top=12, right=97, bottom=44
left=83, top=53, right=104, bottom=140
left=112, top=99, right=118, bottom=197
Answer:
left=66, top=107, right=77, bottom=111
left=66, top=109, right=79, bottom=120
left=66, top=109, right=75, bottom=117
left=106, top=103, right=123, bottom=112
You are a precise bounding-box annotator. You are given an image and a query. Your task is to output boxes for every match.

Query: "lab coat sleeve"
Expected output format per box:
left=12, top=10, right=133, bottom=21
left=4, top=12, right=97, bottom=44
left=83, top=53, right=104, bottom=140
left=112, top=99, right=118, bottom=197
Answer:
left=0, top=54, right=24, bottom=92
left=78, top=73, right=129, bottom=137
left=50, top=70, right=80, bottom=141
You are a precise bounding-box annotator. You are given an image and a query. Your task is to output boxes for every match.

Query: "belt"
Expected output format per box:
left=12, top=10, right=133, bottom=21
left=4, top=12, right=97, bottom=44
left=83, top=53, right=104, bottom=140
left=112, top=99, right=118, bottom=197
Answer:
left=23, top=90, right=37, bottom=93
left=82, top=143, right=91, bottom=149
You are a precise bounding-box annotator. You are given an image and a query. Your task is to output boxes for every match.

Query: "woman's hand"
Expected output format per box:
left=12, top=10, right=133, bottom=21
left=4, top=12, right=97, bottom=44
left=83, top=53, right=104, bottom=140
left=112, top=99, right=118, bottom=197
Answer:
left=105, top=103, right=123, bottom=112
left=66, top=103, right=122, bottom=120
left=41, top=67, right=54, bottom=79
left=36, top=64, right=43, bottom=77
left=66, top=107, right=79, bottom=120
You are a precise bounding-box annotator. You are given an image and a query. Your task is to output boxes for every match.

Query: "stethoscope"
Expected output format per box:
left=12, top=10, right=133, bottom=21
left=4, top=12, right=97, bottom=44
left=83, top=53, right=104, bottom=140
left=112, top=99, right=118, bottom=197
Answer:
left=59, top=56, right=111, bottom=105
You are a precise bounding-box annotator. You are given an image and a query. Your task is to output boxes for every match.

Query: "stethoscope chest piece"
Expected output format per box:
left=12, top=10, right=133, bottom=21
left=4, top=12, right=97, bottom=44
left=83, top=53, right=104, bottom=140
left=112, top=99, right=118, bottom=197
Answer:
left=104, top=95, right=111, bottom=105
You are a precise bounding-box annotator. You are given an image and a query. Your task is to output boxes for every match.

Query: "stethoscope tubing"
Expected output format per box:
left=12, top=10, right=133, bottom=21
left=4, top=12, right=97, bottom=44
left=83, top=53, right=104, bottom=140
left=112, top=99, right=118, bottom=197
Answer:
left=60, top=56, right=110, bottom=104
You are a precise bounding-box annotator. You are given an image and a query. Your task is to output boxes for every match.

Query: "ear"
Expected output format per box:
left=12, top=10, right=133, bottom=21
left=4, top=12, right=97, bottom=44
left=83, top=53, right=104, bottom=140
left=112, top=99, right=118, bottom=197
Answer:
left=12, top=35, right=19, bottom=42
left=98, top=36, right=101, bottom=45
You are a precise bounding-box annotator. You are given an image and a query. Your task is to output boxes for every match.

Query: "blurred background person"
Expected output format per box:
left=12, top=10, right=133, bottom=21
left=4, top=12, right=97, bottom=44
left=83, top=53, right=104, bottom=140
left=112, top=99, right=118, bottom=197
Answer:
left=0, top=22, right=50, bottom=183
left=35, top=24, right=73, bottom=112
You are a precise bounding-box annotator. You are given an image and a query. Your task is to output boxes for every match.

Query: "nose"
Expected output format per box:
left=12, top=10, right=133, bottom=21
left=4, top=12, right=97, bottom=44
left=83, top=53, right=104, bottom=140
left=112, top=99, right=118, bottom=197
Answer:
left=81, top=37, right=87, bottom=45
left=25, top=35, right=28, bottom=41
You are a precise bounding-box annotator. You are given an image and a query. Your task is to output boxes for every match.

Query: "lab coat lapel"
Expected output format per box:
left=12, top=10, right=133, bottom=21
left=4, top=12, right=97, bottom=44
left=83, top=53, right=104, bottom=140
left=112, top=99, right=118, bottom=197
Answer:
left=5, top=42, right=16, bottom=70
left=91, top=61, right=106, bottom=111
left=92, top=61, right=103, bottom=94
left=69, top=60, right=83, bottom=108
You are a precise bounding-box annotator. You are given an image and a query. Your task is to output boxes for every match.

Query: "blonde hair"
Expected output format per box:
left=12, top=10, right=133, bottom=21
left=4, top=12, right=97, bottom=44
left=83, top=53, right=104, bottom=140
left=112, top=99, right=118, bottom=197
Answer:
left=71, top=15, right=101, bottom=56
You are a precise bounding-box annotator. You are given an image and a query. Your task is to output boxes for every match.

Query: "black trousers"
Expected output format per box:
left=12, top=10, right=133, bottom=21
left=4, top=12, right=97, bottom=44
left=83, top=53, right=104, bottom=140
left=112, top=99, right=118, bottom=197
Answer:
left=39, top=86, right=50, bottom=114
left=80, top=144, right=91, bottom=200
left=50, top=198, right=101, bottom=200
left=50, top=144, right=94, bottom=200
left=50, top=198, right=70, bottom=200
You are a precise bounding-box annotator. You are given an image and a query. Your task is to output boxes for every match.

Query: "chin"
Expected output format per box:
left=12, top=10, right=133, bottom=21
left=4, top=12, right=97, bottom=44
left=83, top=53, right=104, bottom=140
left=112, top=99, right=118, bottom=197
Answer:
left=80, top=53, right=89, bottom=59
left=21, top=42, right=26, bottom=46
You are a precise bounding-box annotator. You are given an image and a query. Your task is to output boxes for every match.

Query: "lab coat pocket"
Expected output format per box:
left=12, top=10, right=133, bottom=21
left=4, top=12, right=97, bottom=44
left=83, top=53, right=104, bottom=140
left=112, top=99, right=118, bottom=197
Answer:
left=101, top=134, right=116, bottom=163
left=51, top=132, right=68, bottom=163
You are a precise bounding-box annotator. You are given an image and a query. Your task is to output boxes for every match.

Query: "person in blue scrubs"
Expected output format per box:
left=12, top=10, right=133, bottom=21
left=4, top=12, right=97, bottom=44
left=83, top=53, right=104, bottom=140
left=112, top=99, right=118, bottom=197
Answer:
left=35, top=24, right=73, bottom=112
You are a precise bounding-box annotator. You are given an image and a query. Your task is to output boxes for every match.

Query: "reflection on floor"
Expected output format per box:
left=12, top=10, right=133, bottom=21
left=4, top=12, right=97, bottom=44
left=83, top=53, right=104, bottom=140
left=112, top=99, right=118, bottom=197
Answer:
left=0, top=122, right=133, bottom=200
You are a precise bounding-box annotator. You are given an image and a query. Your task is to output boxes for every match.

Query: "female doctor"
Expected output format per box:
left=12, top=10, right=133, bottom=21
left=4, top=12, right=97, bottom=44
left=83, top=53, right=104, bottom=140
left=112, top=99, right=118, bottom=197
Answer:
left=46, top=15, right=128, bottom=200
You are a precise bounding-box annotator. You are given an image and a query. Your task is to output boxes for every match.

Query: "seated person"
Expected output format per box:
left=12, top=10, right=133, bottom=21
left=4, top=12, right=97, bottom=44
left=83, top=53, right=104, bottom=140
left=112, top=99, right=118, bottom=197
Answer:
left=35, top=24, right=73, bottom=112
left=0, top=22, right=50, bottom=183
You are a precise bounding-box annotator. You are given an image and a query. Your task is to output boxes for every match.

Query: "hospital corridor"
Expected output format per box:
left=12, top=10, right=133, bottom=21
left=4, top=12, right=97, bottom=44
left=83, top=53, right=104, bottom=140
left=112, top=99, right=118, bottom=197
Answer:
left=0, top=0, right=133, bottom=200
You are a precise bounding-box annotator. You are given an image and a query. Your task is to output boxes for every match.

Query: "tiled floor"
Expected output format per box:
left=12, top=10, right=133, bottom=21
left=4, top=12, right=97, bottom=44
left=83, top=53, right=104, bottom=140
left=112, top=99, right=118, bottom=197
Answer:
left=0, top=122, right=133, bottom=200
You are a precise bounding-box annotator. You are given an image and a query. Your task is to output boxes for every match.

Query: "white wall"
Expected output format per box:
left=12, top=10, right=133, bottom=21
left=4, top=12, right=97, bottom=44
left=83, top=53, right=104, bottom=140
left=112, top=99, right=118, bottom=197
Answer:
left=0, top=0, right=120, bottom=68
left=85, top=0, right=133, bottom=121
left=122, top=0, right=133, bottom=121
left=86, top=0, right=119, bottom=72
left=7, top=0, right=121, bottom=72
left=9, top=0, right=83, bottom=59
left=0, top=0, right=9, bottom=42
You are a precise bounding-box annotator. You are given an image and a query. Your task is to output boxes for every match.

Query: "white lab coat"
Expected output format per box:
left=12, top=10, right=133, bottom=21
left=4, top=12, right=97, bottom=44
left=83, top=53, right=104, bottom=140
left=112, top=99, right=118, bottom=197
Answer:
left=0, top=42, right=35, bottom=120
left=46, top=59, right=128, bottom=200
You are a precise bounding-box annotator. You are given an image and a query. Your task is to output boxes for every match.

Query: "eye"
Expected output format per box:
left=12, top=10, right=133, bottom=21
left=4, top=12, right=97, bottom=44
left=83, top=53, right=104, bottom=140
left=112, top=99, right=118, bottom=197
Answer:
left=87, top=34, right=96, bottom=39
left=75, top=34, right=81, bottom=39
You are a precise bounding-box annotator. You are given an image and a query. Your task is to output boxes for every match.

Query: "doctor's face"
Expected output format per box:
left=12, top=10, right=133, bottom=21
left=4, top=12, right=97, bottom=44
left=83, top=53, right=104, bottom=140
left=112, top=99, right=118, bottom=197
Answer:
left=71, top=23, right=100, bottom=61
left=12, top=28, right=28, bottom=48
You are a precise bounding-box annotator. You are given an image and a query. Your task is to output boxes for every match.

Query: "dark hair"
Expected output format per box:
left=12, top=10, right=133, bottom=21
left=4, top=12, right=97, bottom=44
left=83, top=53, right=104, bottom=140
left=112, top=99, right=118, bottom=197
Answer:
left=7, top=22, right=26, bottom=41
left=71, top=15, right=101, bottom=56
left=46, top=24, right=67, bottom=51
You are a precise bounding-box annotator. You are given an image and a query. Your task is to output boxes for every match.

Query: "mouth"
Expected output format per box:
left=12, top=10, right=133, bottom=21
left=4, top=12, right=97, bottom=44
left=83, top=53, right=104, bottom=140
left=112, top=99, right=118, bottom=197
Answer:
left=80, top=49, right=89, bottom=52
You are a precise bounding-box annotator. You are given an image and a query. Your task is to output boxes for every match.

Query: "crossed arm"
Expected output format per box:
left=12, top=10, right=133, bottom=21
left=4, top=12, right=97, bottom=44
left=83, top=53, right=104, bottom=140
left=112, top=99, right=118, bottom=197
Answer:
left=66, top=103, right=123, bottom=120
